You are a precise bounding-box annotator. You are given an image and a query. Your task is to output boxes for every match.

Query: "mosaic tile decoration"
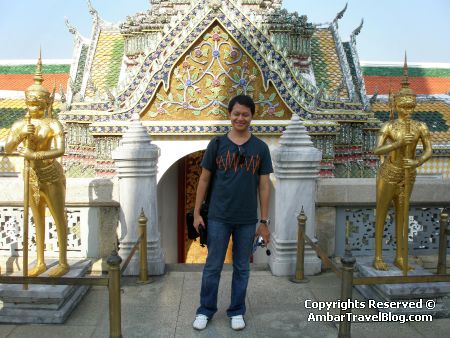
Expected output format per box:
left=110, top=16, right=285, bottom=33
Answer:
left=85, top=30, right=124, bottom=98
left=141, top=23, right=291, bottom=121
left=417, top=157, right=450, bottom=179
left=0, top=99, right=62, bottom=142
left=66, top=0, right=364, bottom=121
left=0, top=155, right=21, bottom=174
left=339, top=207, right=450, bottom=256
left=0, top=207, right=82, bottom=255
left=372, top=101, right=450, bottom=146
left=311, top=29, right=348, bottom=98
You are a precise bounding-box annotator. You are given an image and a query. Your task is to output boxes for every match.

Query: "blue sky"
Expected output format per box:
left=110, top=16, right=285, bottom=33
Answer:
left=0, top=0, right=449, bottom=63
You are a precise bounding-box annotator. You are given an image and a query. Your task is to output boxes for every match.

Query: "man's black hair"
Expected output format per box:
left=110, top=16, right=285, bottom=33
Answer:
left=228, top=95, right=255, bottom=115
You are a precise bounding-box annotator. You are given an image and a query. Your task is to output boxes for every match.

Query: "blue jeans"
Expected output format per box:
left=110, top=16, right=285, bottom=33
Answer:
left=196, top=220, right=256, bottom=318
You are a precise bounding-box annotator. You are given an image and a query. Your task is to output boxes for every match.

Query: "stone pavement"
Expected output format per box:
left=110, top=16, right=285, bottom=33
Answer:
left=1, top=265, right=450, bottom=338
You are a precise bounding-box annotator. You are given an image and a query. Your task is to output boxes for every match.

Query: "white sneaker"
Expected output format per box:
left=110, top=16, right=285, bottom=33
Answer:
left=193, top=314, right=208, bottom=330
left=231, top=315, right=246, bottom=330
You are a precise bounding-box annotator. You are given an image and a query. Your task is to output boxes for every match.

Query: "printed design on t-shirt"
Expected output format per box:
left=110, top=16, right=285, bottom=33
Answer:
left=215, top=150, right=261, bottom=174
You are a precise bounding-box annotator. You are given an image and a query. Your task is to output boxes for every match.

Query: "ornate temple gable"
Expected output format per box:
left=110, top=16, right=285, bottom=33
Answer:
left=63, top=0, right=366, bottom=125
left=141, top=20, right=291, bottom=121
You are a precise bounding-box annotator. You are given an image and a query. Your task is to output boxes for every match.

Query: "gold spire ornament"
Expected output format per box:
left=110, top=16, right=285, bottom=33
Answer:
left=4, top=52, right=69, bottom=278
left=388, top=83, right=394, bottom=121
left=372, top=53, right=432, bottom=273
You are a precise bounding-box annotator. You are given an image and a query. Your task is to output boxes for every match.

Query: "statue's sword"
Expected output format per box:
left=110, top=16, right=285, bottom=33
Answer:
left=22, top=111, right=32, bottom=289
left=403, top=117, right=411, bottom=277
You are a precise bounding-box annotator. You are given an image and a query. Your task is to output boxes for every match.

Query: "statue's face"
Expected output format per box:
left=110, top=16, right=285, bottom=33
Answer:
left=25, top=91, right=49, bottom=117
left=395, top=95, right=416, bottom=118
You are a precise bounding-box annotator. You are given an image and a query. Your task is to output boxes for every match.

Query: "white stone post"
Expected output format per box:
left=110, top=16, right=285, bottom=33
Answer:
left=112, top=113, right=165, bottom=275
left=269, top=114, right=322, bottom=276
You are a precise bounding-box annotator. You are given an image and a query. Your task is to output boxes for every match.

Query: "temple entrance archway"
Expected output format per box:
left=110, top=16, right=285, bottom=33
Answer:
left=156, top=147, right=232, bottom=264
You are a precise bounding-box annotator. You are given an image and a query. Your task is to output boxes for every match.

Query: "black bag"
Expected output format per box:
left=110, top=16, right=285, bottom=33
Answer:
left=185, top=137, right=220, bottom=247
left=186, top=202, right=208, bottom=247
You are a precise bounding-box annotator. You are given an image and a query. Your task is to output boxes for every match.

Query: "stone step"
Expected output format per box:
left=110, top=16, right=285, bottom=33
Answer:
left=0, top=259, right=92, bottom=324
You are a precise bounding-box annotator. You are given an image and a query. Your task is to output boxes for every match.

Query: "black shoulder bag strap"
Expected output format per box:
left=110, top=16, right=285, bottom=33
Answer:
left=204, top=136, right=220, bottom=205
left=199, top=136, right=220, bottom=246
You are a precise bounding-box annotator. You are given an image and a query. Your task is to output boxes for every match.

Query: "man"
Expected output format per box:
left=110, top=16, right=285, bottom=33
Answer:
left=192, top=95, right=273, bottom=331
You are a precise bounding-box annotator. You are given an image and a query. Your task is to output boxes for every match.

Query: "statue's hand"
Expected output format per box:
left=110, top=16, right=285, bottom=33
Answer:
left=404, top=133, right=415, bottom=145
left=20, top=123, right=36, bottom=139
left=18, top=148, right=35, bottom=160
left=403, top=158, right=418, bottom=169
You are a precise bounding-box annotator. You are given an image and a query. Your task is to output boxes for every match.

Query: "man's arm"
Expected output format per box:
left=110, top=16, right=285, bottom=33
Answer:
left=256, top=174, right=270, bottom=244
left=193, top=168, right=212, bottom=232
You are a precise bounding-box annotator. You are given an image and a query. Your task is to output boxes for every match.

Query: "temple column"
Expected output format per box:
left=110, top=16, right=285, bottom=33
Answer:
left=112, top=113, right=165, bottom=275
left=269, top=114, right=322, bottom=276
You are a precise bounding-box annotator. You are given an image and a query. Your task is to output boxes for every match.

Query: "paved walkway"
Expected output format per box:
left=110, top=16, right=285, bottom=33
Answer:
left=1, top=265, right=450, bottom=338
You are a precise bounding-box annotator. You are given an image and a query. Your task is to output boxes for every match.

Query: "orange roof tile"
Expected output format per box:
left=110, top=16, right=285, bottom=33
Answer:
left=0, top=74, right=69, bottom=92
left=364, top=76, right=450, bottom=95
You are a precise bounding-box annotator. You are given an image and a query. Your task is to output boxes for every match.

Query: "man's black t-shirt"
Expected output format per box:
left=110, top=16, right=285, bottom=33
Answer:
left=201, top=133, right=273, bottom=224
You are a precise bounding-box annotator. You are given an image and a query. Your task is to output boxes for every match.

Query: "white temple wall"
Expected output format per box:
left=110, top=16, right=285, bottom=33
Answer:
left=153, top=139, right=210, bottom=183
left=1, top=174, right=449, bottom=272
left=157, top=160, right=179, bottom=264
left=315, top=177, right=450, bottom=260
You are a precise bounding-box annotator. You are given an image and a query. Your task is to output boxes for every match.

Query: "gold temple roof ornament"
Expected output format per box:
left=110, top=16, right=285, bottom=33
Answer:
left=395, top=53, right=416, bottom=100
left=25, top=50, right=50, bottom=101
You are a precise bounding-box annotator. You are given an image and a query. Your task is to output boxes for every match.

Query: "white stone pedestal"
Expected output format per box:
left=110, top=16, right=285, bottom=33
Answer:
left=0, top=260, right=91, bottom=323
left=269, top=114, right=322, bottom=276
left=112, top=114, right=165, bottom=275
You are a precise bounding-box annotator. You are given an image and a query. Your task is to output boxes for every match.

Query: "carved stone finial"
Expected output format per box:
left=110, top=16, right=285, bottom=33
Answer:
left=87, top=0, right=100, bottom=22
left=351, top=18, right=364, bottom=39
left=334, top=2, right=348, bottom=22
left=59, top=84, right=66, bottom=103
left=65, top=17, right=77, bottom=35
left=207, top=0, right=221, bottom=11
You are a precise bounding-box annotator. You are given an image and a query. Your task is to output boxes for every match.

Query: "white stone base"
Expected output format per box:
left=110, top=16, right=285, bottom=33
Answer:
left=269, top=235, right=321, bottom=276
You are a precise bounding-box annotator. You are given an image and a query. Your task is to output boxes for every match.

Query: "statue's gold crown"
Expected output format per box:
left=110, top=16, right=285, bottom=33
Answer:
left=394, top=53, right=416, bottom=107
left=25, top=51, right=50, bottom=101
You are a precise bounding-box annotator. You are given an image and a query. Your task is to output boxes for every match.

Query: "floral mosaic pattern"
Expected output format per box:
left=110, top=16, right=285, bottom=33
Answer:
left=142, top=23, right=289, bottom=120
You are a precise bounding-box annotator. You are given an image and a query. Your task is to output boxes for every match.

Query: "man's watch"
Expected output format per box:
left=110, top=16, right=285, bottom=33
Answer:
left=260, top=219, right=270, bottom=225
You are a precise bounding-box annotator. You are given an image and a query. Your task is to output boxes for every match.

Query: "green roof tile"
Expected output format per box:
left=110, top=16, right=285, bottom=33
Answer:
left=363, top=67, right=450, bottom=78
left=0, top=64, right=70, bottom=74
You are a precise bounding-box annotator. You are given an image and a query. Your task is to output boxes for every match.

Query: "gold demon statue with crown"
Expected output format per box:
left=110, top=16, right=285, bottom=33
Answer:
left=372, top=55, right=432, bottom=273
left=5, top=53, right=69, bottom=277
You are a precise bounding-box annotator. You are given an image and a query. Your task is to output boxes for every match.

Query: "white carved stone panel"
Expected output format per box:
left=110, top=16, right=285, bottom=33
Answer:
left=0, top=207, right=82, bottom=257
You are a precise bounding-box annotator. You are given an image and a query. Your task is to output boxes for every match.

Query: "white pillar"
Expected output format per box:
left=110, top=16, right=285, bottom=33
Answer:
left=269, top=114, right=322, bottom=276
left=112, top=113, right=165, bottom=275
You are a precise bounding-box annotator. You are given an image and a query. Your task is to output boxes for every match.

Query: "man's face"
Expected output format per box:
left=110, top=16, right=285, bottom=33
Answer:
left=229, top=102, right=253, bottom=132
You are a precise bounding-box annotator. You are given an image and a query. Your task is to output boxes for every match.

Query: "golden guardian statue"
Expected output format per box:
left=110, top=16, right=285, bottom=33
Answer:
left=372, top=55, right=432, bottom=274
left=5, top=53, right=69, bottom=277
